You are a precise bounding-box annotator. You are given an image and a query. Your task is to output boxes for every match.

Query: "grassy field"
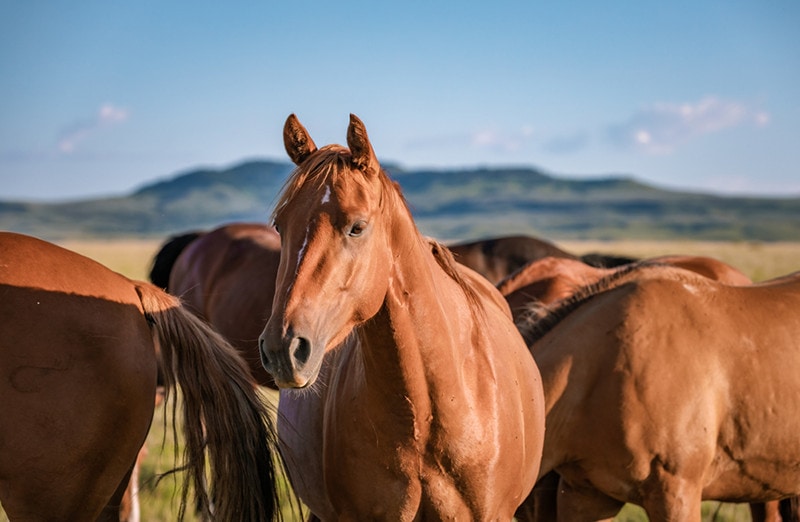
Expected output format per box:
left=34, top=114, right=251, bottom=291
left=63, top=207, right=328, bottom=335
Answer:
left=3, top=237, right=798, bottom=521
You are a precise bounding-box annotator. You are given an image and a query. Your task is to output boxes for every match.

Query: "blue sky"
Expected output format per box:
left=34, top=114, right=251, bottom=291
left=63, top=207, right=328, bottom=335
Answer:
left=1, top=1, right=798, bottom=201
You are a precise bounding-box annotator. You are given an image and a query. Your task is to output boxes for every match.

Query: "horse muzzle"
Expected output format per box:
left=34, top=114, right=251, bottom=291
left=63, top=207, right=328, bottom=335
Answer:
left=259, top=326, right=320, bottom=388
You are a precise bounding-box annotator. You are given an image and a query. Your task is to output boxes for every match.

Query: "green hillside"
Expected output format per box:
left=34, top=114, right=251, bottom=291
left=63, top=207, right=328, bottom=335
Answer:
left=2, top=160, right=799, bottom=241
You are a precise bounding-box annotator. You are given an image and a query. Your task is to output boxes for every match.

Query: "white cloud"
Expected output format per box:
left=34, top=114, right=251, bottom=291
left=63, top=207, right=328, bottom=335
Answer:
left=469, top=125, right=536, bottom=153
left=607, top=96, right=769, bottom=154
left=57, top=103, right=130, bottom=154
left=542, top=132, right=590, bottom=155
left=405, top=125, right=537, bottom=155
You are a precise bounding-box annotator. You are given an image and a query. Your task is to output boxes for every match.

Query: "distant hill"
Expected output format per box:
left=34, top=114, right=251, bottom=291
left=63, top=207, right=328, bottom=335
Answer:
left=2, top=159, right=799, bottom=241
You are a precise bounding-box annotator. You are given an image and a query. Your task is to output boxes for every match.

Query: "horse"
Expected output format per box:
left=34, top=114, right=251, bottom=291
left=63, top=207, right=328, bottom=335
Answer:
left=257, top=114, right=546, bottom=520
left=148, top=229, right=205, bottom=290
left=495, top=255, right=795, bottom=521
left=498, top=254, right=752, bottom=322
left=447, top=235, right=638, bottom=285
left=513, top=262, right=800, bottom=521
left=0, top=232, right=286, bottom=521
left=150, top=222, right=282, bottom=388
left=447, top=235, right=579, bottom=284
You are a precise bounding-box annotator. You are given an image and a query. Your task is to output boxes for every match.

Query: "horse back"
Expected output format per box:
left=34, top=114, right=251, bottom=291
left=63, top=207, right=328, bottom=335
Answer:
left=448, top=235, right=577, bottom=284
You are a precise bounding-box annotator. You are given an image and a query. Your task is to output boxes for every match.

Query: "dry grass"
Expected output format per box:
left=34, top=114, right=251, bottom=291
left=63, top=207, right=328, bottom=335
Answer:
left=57, top=238, right=164, bottom=281
left=4, top=237, right=797, bottom=521
left=558, top=239, right=800, bottom=282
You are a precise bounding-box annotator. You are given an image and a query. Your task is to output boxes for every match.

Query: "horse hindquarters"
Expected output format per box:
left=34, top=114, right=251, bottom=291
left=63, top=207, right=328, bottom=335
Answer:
left=0, top=288, right=157, bottom=521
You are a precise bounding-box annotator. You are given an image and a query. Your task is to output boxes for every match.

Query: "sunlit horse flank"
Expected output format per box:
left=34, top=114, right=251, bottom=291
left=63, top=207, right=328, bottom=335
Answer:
left=258, top=114, right=546, bottom=520
left=494, top=255, right=787, bottom=520
left=151, top=222, right=283, bottom=388
left=0, top=232, right=287, bottom=521
left=513, top=261, right=800, bottom=521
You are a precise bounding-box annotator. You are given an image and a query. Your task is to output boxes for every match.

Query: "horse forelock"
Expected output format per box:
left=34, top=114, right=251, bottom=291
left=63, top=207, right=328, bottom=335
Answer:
left=271, top=145, right=406, bottom=226
left=516, top=261, right=670, bottom=346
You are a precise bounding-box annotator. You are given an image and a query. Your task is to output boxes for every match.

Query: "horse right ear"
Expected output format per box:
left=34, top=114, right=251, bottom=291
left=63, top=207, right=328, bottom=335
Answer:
left=283, top=114, right=318, bottom=165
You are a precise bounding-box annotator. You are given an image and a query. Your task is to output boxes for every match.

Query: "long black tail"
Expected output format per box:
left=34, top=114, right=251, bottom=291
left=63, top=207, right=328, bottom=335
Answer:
left=148, top=231, right=204, bottom=290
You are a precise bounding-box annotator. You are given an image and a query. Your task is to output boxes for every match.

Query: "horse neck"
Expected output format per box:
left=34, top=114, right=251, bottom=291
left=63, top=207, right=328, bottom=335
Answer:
left=355, top=210, right=474, bottom=407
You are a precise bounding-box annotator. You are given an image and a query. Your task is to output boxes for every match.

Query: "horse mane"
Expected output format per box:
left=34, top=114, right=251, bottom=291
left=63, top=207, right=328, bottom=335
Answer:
left=516, top=261, right=668, bottom=346
left=148, top=231, right=204, bottom=290
left=428, top=238, right=484, bottom=318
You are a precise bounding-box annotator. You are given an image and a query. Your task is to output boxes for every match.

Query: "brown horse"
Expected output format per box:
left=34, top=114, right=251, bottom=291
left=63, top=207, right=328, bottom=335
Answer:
left=496, top=255, right=794, bottom=520
left=153, top=222, right=282, bottom=388
left=447, top=235, right=638, bottom=285
left=498, top=254, right=752, bottom=322
left=258, top=114, right=546, bottom=520
left=514, top=263, right=800, bottom=521
left=0, top=232, right=286, bottom=521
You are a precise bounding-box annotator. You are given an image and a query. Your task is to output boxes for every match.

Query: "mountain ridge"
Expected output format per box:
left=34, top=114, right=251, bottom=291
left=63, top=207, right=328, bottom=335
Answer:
left=2, top=159, right=799, bottom=241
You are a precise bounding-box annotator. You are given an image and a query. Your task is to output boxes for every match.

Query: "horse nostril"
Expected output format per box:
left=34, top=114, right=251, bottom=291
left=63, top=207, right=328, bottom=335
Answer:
left=259, top=336, right=272, bottom=365
left=292, top=336, right=311, bottom=366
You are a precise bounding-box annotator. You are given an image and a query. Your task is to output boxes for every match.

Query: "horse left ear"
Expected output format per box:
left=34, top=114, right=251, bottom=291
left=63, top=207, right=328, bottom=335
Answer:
left=347, top=114, right=379, bottom=177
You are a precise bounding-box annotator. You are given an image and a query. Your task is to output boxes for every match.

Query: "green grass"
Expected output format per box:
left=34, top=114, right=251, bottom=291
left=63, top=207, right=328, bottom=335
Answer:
left=136, top=389, right=302, bottom=521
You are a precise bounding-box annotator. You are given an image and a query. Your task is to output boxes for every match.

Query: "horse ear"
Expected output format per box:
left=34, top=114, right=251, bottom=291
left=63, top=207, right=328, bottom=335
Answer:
left=283, top=114, right=317, bottom=165
left=346, top=114, right=379, bottom=177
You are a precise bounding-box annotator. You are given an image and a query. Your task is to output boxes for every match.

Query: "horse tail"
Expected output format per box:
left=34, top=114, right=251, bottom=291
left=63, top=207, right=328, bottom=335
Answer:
left=135, top=281, right=286, bottom=521
left=148, top=231, right=204, bottom=290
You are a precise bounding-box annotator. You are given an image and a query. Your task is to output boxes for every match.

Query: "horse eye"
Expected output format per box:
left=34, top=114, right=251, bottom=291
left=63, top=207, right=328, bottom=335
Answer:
left=348, top=220, right=367, bottom=237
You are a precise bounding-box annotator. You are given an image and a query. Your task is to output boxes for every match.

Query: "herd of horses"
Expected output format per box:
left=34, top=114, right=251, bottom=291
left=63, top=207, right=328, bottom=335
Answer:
left=2, top=113, right=800, bottom=521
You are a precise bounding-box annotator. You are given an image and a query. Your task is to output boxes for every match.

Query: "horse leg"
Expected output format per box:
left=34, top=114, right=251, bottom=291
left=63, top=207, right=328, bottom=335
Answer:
left=780, top=497, right=800, bottom=522
left=515, top=471, right=559, bottom=522
left=96, top=464, right=136, bottom=522
left=639, top=475, right=702, bottom=522
left=556, top=477, right=623, bottom=522
left=751, top=501, right=782, bottom=522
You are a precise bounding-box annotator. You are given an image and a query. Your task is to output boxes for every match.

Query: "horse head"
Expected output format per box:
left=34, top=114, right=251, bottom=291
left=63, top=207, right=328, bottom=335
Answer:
left=259, top=114, right=396, bottom=388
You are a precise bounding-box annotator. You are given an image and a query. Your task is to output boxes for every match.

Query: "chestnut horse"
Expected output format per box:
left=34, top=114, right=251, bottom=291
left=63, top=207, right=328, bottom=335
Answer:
left=498, top=255, right=752, bottom=322
left=0, top=232, right=285, bottom=521
left=515, top=263, right=800, bottom=521
left=258, top=114, right=546, bottom=520
left=151, top=222, right=282, bottom=388
left=496, top=255, right=793, bottom=520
